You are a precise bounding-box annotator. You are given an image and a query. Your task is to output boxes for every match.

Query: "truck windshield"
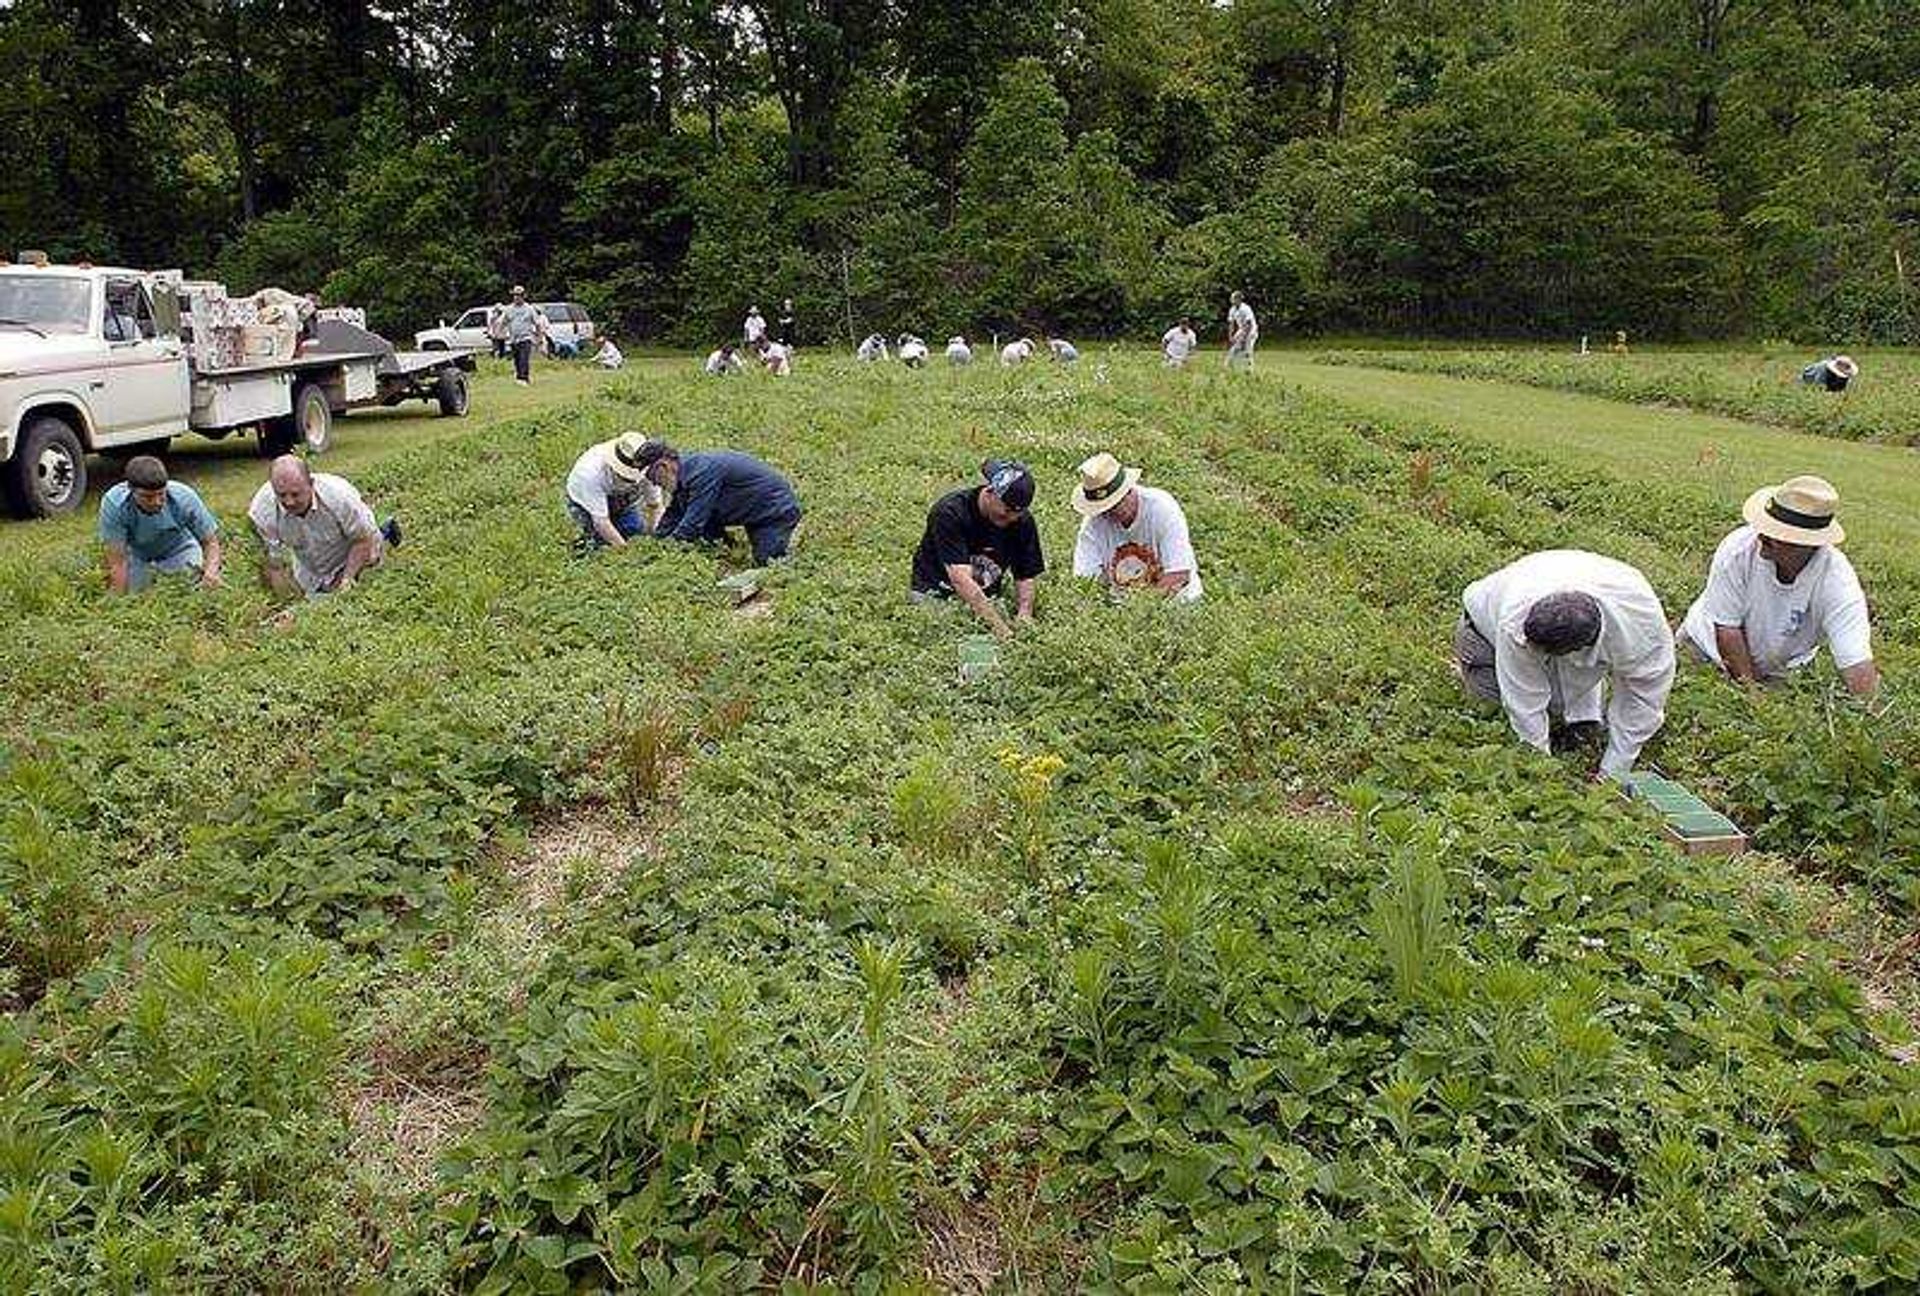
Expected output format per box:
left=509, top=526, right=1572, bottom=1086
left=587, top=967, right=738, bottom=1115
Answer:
left=0, top=276, right=92, bottom=335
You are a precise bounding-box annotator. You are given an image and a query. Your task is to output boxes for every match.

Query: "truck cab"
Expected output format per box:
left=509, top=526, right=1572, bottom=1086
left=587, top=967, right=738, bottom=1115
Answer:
left=0, top=263, right=190, bottom=516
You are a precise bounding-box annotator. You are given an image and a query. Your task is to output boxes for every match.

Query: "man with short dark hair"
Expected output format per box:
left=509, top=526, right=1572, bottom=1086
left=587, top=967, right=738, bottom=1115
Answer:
left=248, top=455, right=401, bottom=596
left=1455, top=550, right=1674, bottom=777
left=910, top=460, right=1044, bottom=639
left=98, top=456, right=223, bottom=592
left=638, top=444, right=803, bottom=565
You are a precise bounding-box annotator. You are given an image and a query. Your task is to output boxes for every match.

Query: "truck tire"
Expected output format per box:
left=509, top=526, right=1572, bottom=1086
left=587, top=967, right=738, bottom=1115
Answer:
left=435, top=367, right=470, bottom=417
left=292, top=383, right=333, bottom=454
left=5, top=415, right=88, bottom=518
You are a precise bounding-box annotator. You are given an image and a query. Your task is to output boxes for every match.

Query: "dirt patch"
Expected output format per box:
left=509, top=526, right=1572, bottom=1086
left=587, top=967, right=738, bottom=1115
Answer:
left=733, top=595, right=775, bottom=619
left=345, top=1040, right=489, bottom=1197
left=917, top=1199, right=1007, bottom=1293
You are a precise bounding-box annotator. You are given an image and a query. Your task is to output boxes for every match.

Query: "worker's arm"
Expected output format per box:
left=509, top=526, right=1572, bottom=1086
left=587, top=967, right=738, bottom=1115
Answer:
left=260, top=556, right=298, bottom=597
left=1013, top=577, right=1037, bottom=624
left=1840, top=659, right=1880, bottom=696
left=200, top=534, right=225, bottom=587
left=1155, top=569, right=1192, bottom=595
left=947, top=563, right=1013, bottom=639
left=103, top=546, right=131, bottom=594
left=592, top=515, right=628, bottom=548
left=1713, top=624, right=1761, bottom=684
left=660, top=468, right=720, bottom=542
left=336, top=533, right=379, bottom=588
left=1492, top=638, right=1554, bottom=755
left=1600, top=652, right=1676, bottom=777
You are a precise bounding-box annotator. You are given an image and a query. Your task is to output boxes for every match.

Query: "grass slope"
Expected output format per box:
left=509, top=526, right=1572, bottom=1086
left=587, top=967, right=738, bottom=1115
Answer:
left=0, top=354, right=1917, bottom=1292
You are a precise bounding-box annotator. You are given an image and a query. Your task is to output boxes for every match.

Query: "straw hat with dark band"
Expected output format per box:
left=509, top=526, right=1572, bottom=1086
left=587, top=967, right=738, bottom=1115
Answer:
left=1743, top=474, right=1845, bottom=546
left=1071, top=452, right=1142, bottom=517
left=605, top=432, right=672, bottom=482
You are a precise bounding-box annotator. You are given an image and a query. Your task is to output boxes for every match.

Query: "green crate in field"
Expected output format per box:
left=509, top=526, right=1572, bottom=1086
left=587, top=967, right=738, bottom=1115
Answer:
left=958, top=635, right=1000, bottom=684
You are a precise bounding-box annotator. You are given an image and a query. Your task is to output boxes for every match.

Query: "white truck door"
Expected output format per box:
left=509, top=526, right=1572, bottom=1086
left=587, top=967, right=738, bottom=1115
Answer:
left=98, top=277, right=190, bottom=444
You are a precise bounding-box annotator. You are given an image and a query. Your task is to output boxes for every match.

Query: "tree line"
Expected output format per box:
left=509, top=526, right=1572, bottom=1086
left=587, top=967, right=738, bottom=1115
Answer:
left=1, top=0, right=1914, bottom=345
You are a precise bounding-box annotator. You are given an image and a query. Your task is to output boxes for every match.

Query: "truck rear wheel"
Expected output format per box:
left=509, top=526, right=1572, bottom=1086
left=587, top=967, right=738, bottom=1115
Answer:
left=435, top=368, right=470, bottom=417
left=5, top=416, right=88, bottom=519
left=263, top=383, right=333, bottom=457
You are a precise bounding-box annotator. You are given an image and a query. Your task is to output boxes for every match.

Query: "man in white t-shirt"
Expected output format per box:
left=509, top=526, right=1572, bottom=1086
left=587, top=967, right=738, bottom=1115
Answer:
left=565, top=432, right=666, bottom=549
left=999, top=337, right=1035, bottom=366
left=704, top=343, right=743, bottom=375
left=1047, top=336, right=1079, bottom=364
left=1677, top=475, right=1877, bottom=696
left=248, top=456, right=401, bottom=596
left=856, top=333, right=890, bottom=363
left=743, top=307, right=767, bottom=345
left=1162, top=318, right=1198, bottom=367
left=897, top=334, right=930, bottom=367
left=1455, top=550, right=1674, bottom=778
left=756, top=337, right=793, bottom=376
left=1069, top=452, right=1202, bottom=602
left=946, top=336, right=973, bottom=366
left=1225, top=292, right=1257, bottom=369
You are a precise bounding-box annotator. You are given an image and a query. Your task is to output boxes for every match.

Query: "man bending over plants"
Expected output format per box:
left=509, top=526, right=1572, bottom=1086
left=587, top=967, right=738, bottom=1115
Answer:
left=1455, top=550, right=1674, bottom=779
left=1069, top=452, right=1202, bottom=601
left=565, top=432, right=665, bottom=550
left=1676, top=475, right=1877, bottom=697
left=99, top=455, right=224, bottom=593
left=909, top=459, right=1043, bottom=639
left=249, top=455, right=402, bottom=597
left=635, top=442, right=803, bottom=566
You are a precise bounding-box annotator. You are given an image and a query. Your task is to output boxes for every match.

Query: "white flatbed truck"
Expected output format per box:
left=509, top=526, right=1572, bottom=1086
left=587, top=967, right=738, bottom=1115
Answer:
left=0, top=260, right=478, bottom=517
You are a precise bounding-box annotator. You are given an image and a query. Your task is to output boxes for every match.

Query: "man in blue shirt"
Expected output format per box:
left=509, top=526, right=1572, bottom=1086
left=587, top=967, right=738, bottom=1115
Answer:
left=98, top=456, right=224, bottom=593
left=636, top=443, right=802, bottom=564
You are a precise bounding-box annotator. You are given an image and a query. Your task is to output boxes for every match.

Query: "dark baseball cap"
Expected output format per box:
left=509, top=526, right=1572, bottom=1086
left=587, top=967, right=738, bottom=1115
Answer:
left=981, top=459, right=1035, bottom=511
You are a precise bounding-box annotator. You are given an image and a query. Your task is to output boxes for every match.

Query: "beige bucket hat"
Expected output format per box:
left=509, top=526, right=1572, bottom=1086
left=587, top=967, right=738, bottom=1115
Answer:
left=1071, top=452, right=1142, bottom=517
left=1831, top=355, right=1859, bottom=379
left=1744, top=474, right=1845, bottom=546
left=604, top=432, right=652, bottom=481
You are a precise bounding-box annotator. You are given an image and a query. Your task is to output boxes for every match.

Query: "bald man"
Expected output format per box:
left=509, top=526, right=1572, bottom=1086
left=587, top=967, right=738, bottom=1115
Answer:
left=247, top=455, right=402, bottom=596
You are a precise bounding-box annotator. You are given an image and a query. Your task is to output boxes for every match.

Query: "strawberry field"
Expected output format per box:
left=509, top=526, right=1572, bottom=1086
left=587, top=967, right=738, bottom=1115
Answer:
left=1317, top=348, right=1920, bottom=445
left=2, top=355, right=1918, bottom=1291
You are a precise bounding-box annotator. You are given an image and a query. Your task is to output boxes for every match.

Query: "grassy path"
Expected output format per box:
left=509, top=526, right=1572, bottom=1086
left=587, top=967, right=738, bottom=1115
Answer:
left=1261, top=355, right=1920, bottom=575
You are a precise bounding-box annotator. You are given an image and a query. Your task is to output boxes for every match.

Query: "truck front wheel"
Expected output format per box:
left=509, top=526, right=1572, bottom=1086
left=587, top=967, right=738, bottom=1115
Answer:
left=5, top=416, right=88, bottom=519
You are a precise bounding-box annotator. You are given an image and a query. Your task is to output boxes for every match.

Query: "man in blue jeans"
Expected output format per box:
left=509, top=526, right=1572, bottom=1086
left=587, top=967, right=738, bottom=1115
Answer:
left=636, top=442, right=802, bottom=564
left=565, top=432, right=663, bottom=549
left=98, top=455, right=224, bottom=592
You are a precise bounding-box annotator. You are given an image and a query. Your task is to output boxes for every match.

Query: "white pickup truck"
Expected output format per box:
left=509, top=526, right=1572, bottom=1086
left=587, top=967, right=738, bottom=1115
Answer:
left=0, top=261, right=478, bottom=518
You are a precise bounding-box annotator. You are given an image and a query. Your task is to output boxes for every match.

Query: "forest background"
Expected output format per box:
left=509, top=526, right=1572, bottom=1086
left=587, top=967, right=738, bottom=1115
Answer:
left=1, top=0, right=1914, bottom=346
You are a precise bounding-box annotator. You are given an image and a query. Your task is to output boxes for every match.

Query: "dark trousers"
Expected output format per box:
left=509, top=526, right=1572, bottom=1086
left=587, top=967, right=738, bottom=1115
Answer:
left=747, top=508, right=802, bottom=564
left=567, top=500, right=646, bottom=547
left=511, top=339, right=534, bottom=381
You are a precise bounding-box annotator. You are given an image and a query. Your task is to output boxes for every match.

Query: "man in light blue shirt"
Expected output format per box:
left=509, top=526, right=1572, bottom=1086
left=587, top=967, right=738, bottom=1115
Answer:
left=98, top=456, right=224, bottom=593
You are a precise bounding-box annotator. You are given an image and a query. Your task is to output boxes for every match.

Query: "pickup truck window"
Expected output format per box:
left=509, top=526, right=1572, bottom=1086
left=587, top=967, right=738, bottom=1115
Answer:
left=0, top=276, right=91, bottom=335
left=104, top=280, right=158, bottom=342
left=457, top=309, right=489, bottom=329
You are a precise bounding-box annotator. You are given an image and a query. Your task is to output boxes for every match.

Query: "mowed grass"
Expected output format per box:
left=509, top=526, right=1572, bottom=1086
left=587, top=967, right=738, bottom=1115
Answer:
left=1264, top=352, right=1920, bottom=569
left=1310, top=345, right=1920, bottom=444
left=1, top=350, right=1918, bottom=1291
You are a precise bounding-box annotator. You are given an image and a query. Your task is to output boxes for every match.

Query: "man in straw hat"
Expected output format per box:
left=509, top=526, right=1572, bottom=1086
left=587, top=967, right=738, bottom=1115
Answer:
left=1069, top=452, right=1202, bottom=601
left=565, top=432, right=666, bottom=549
left=1676, top=475, right=1877, bottom=695
left=634, top=442, right=803, bottom=565
left=1800, top=354, right=1858, bottom=393
left=1455, top=550, right=1674, bottom=778
left=909, top=459, right=1044, bottom=638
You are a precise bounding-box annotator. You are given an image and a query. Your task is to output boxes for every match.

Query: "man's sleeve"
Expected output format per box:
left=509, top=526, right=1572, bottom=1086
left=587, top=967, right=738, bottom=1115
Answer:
left=567, top=467, right=610, bottom=520
left=1072, top=521, right=1104, bottom=579
left=662, top=465, right=721, bottom=541
left=1602, top=648, right=1676, bottom=776
left=1492, top=635, right=1553, bottom=754
left=1158, top=501, right=1197, bottom=575
left=1011, top=518, right=1045, bottom=579
left=929, top=504, right=972, bottom=570
left=247, top=489, right=285, bottom=560
left=182, top=487, right=219, bottom=540
left=326, top=479, right=379, bottom=540
left=97, top=496, right=130, bottom=549
left=1824, top=580, right=1874, bottom=670
left=1700, top=542, right=1748, bottom=627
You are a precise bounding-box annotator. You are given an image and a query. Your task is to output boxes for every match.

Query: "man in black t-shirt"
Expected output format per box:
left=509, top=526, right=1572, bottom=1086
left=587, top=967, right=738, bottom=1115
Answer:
left=909, top=460, right=1044, bottom=638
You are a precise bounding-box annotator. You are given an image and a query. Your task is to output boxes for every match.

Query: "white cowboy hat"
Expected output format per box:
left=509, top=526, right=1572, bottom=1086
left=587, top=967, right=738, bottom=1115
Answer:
left=1831, top=354, right=1859, bottom=379
left=604, top=431, right=651, bottom=482
left=1743, top=474, right=1844, bottom=546
left=1071, top=452, right=1142, bottom=518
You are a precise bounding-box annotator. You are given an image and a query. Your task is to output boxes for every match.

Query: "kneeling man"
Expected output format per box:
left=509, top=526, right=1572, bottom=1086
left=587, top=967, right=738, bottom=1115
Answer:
left=909, top=459, right=1043, bottom=638
left=99, top=455, right=224, bottom=592
left=639, top=443, right=803, bottom=565
left=1456, top=550, right=1674, bottom=778
left=1677, top=475, right=1876, bottom=695
left=1070, top=452, right=1201, bottom=601
left=249, top=455, right=400, bottom=597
